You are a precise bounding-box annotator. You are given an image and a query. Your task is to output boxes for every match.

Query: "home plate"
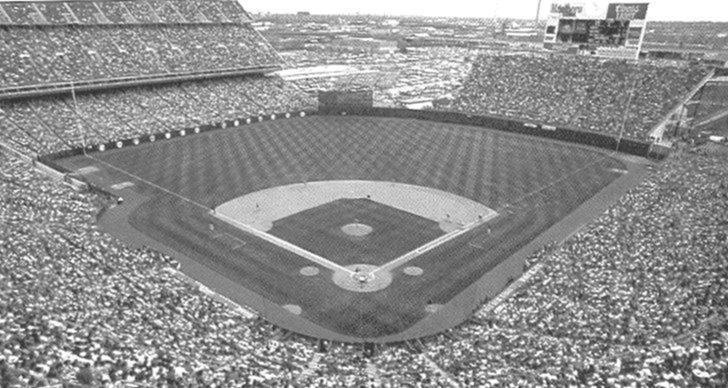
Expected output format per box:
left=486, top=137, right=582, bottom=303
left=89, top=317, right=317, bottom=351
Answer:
left=111, top=182, right=135, bottom=190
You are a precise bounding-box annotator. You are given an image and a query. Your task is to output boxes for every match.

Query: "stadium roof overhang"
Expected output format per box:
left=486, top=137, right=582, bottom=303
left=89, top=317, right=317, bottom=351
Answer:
left=275, top=65, right=379, bottom=81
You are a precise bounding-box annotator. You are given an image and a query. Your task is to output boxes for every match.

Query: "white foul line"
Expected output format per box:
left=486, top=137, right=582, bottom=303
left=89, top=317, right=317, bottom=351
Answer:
left=85, top=154, right=356, bottom=276
left=371, top=213, right=498, bottom=276
left=212, top=211, right=357, bottom=276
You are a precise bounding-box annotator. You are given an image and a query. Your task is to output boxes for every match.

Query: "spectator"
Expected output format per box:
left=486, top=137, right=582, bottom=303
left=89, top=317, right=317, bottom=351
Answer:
left=451, top=53, right=708, bottom=139
left=0, top=76, right=316, bottom=154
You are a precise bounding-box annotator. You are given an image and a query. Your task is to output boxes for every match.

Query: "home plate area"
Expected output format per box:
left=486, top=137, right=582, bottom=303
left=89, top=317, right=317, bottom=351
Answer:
left=213, top=180, right=498, bottom=297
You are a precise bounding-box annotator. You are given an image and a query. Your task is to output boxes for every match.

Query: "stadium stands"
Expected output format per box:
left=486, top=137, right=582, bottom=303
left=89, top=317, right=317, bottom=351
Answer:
left=0, top=2, right=725, bottom=385
left=451, top=53, right=709, bottom=139
left=0, top=1, right=303, bottom=156
left=0, top=1, right=250, bottom=25
left=0, top=24, right=279, bottom=90
left=0, top=0, right=276, bottom=94
left=0, top=76, right=317, bottom=155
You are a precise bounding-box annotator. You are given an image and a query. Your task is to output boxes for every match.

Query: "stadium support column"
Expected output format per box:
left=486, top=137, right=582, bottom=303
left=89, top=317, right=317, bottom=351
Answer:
left=71, top=81, right=85, bottom=152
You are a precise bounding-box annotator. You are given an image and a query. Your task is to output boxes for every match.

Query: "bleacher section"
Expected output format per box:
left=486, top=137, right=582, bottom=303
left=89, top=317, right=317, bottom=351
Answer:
left=0, top=1, right=276, bottom=96
left=0, top=76, right=316, bottom=155
left=0, top=0, right=250, bottom=25
left=0, top=24, right=280, bottom=94
left=0, top=2, right=314, bottom=160
left=451, top=53, right=708, bottom=140
left=0, top=4, right=727, bottom=386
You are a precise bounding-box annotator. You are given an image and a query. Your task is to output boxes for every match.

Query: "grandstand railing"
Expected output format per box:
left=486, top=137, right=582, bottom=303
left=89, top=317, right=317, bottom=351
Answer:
left=695, top=106, right=728, bottom=129
left=0, top=20, right=248, bottom=27
left=0, top=65, right=282, bottom=101
left=714, top=67, right=728, bottom=77
left=648, top=68, right=717, bottom=142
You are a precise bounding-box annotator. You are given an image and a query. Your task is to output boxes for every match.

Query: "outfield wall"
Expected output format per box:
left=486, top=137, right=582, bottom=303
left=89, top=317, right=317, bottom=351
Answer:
left=323, top=107, right=664, bottom=159
left=38, top=106, right=666, bottom=167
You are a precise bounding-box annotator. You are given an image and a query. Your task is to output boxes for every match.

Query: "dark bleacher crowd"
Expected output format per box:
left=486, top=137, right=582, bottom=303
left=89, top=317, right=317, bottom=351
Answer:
left=0, top=76, right=316, bottom=155
left=2, top=142, right=726, bottom=386
left=452, top=53, right=709, bottom=139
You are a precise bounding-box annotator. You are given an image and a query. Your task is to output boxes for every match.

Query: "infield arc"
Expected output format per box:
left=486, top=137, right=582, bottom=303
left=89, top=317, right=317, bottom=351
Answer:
left=214, top=180, right=497, bottom=233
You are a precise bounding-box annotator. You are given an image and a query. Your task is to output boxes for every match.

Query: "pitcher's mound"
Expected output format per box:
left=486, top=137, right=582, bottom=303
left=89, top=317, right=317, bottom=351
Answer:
left=341, top=223, right=373, bottom=237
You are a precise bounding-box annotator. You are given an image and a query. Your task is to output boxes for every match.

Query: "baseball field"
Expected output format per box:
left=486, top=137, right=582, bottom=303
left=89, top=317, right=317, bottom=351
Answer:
left=58, top=114, right=643, bottom=342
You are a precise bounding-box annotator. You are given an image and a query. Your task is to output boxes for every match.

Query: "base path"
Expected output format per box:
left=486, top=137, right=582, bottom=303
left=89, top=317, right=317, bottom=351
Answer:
left=215, top=180, right=496, bottom=232
left=371, top=214, right=496, bottom=277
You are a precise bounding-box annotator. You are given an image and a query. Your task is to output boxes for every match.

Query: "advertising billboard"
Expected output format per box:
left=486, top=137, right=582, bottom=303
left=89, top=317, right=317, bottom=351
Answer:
left=606, top=3, right=649, bottom=20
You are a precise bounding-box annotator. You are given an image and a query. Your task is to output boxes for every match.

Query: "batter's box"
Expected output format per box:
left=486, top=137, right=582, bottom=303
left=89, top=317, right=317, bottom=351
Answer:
left=212, top=232, right=247, bottom=251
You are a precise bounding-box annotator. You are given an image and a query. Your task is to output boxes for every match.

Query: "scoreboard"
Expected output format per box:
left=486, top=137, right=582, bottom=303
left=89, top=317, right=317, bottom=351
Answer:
left=544, top=1, right=650, bottom=60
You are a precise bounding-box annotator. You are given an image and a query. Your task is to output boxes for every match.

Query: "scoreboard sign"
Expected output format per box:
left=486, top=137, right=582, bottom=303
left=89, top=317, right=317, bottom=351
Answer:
left=606, top=3, right=649, bottom=20
left=544, top=1, right=650, bottom=60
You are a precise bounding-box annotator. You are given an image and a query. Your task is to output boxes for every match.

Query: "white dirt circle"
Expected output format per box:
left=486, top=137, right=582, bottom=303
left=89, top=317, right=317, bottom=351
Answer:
left=403, top=266, right=424, bottom=276
left=300, top=266, right=320, bottom=276
left=341, top=223, right=373, bottom=237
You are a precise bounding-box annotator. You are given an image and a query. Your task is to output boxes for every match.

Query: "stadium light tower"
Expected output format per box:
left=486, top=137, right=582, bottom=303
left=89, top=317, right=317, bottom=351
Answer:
left=535, top=0, right=543, bottom=23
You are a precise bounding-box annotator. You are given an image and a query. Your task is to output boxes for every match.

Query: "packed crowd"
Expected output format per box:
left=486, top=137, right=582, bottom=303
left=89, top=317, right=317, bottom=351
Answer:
left=451, top=53, right=708, bottom=139
left=0, top=75, right=316, bottom=155
left=0, top=0, right=249, bottom=25
left=0, top=152, right=323, bottom=386
left=0, top=23, right=278, bottom=89
left=2, top=139, right=726, bottom=386
left=1, top=8, right=726, bottom=383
